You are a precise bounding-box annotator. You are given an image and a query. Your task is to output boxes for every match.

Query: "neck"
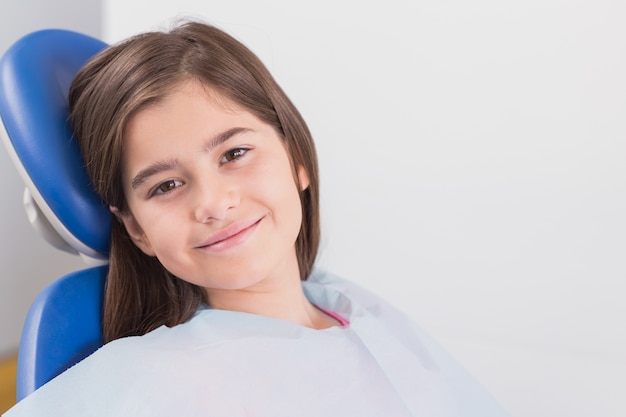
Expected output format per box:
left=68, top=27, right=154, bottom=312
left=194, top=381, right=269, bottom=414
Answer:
left=205, top=266, right=339, bottom=329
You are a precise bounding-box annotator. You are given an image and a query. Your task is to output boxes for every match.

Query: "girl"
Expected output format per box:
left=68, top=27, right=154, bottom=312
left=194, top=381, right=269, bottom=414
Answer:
left=4, top=21, right=509, bottom=417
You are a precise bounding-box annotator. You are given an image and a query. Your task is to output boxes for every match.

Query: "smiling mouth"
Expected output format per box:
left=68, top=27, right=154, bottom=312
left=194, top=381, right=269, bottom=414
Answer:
left=197, top=217, right=263, bottom=251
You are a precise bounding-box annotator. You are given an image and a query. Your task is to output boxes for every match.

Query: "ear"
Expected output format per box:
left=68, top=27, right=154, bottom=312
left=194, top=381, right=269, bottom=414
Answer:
left=297, top=165, right=310, bottom=191
left=110, top=206, right=156, bottom=256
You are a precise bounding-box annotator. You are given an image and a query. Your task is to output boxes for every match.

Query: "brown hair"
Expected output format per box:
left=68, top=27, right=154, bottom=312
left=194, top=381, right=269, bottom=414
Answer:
left=68, top=21, right=320, bottom=343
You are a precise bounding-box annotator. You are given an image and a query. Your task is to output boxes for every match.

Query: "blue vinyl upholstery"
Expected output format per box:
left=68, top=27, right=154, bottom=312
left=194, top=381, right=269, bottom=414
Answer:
left=0, top=29, right=111, bottom=400
left=0, top=29, right=110, bottom=256
left=16, top=266, right=107, bottom=400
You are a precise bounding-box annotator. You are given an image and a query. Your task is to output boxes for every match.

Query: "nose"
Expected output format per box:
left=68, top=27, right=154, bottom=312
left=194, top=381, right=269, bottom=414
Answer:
left=192, top=174, right=239, bottom=223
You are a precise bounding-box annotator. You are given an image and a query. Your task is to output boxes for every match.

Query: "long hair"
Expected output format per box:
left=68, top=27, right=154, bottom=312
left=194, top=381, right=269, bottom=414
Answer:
left=68, top=21, right=320, bottom=343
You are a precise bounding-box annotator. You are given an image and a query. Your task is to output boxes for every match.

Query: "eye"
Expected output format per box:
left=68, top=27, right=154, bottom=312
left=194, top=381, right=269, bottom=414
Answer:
left=221, top=147, right=249, bottom=163
left=152, top=179, right=183, bottom=196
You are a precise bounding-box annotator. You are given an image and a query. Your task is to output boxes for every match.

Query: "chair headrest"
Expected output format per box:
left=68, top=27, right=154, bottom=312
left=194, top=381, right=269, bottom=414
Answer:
left=0, top=29, right=111, bottom=261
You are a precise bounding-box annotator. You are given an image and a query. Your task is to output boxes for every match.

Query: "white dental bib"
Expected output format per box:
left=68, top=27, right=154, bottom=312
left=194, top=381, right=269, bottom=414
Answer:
left=4, top=270, right=509, bottom=417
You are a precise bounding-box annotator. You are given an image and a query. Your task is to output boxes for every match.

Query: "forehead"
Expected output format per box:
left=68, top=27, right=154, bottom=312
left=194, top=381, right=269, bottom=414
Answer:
left=126, top=81, right=248, bottom=138
left=121, top=84, right=234, bottom=169
left=136, top=80, right=241, bottom=120
left=121, top=80, right=292, bottom=170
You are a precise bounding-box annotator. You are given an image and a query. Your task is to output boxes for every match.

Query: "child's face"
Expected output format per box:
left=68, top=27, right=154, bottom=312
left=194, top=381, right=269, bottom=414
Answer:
left=115, top=81, right=308, bottom=295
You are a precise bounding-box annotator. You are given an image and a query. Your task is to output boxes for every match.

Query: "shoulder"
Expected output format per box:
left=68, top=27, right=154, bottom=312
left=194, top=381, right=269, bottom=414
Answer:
left=4, top=314, right=228, bottom=417
left=307, top=269, right=445, bottom=356
left=306, top=269, right=510, bottom=415
left=306, top=268, right=380, bottom=301
left=306, top=268, right=412, bottom=322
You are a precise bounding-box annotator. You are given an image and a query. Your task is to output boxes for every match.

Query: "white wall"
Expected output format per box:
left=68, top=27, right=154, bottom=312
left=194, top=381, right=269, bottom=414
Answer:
left=0, top=0, right=102, bottom=357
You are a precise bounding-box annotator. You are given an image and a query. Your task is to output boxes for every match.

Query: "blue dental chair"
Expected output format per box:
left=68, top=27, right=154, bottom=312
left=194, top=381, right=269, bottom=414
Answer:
left=0, top=29, right=111, bottom=401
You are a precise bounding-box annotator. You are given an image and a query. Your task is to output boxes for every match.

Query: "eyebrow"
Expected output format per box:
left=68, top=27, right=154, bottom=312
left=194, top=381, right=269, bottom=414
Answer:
left=130, top=127, right=253, bottom=190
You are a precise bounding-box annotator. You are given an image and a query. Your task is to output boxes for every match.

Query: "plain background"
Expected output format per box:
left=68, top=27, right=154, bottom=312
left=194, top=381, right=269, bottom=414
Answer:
left=2, top=1, right=625, bottom=416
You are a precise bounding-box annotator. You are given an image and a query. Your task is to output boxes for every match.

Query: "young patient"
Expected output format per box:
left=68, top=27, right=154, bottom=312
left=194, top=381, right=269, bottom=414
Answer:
left=4, top=20, right=510, bottom=417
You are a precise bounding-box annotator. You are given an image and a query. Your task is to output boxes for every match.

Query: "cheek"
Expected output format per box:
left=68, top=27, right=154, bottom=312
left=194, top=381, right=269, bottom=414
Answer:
left=253, top=163, right=302, bottom=211
left=270, top=178, right=304, bottom=233
left=133, top=205, right=181, bottom=246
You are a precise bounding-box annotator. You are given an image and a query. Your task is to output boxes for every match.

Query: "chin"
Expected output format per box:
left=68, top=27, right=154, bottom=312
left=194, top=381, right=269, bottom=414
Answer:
left=197, top=268, right=268, bottom=291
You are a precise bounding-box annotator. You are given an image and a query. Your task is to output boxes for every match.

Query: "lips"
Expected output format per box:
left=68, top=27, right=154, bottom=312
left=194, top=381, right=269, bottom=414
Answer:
left=196, top=217, right=263, bottom=251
